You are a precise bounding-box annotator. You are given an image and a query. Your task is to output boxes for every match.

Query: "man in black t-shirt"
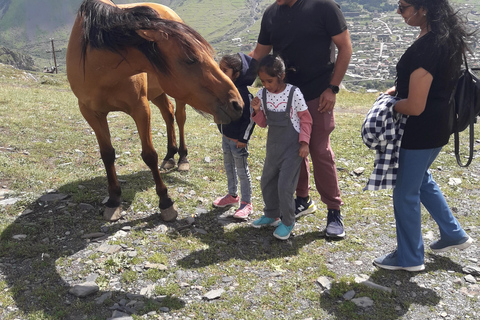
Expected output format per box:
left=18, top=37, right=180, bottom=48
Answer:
left=250, top=0, right=352, bottom=238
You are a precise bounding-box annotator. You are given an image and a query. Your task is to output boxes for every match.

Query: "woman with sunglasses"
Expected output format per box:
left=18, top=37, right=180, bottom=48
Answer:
left=373, top=0, right=474, bottom=271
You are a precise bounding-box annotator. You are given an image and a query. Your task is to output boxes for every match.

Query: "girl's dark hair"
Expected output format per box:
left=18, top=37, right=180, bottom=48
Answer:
left=221, top=53, right=243, bottom=74
left=257, top=55, right=286, bottom=79
left=406, top=0, right=475, bottom=77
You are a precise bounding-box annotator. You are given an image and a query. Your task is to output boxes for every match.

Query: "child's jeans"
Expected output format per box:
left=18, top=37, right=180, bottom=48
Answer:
left=222, top=135, right=252, bottom=204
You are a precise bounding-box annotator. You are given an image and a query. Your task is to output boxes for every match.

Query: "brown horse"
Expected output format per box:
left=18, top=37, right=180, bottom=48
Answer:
left=66, top=0, right=243, bottom=221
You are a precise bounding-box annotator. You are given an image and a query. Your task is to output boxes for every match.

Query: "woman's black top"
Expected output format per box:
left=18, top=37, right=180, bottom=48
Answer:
left=396, top=32, right=458, bottom=149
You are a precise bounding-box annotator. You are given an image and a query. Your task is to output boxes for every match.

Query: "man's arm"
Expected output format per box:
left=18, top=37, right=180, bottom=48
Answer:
left=248, top=43, right=272, bottom=62
left=318, top=29, right=352, bottom=112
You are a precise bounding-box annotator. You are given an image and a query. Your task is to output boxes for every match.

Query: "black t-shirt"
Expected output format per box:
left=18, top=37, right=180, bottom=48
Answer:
left=258, top=0, right=347, bottom=101
left=396, top=32, right=458, bottom=149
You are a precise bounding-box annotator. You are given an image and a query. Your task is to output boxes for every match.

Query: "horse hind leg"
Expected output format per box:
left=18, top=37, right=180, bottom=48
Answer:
left=132, top=101, right=177, bottom=221
left=174, top=99, right=189, bottom=172
left=79, top=105, right=122, bottom=221
left=151, top=93, right=177, bottom=170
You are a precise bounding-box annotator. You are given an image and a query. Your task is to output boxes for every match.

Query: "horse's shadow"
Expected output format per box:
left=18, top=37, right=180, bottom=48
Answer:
left=317, top=255, right=466, bottom=319
left=0, top=171, right=190, bottom=319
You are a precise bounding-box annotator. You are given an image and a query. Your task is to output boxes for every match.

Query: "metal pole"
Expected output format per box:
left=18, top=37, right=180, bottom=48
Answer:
left=51, top=38, right=58, bottom=74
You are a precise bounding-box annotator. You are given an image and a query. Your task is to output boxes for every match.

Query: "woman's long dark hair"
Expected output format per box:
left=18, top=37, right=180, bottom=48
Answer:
left=407, top=0, right=475, bottom=77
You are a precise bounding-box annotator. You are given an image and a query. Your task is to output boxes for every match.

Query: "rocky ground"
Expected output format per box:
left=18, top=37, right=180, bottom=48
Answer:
left=0, top=158, right=479, bottom=320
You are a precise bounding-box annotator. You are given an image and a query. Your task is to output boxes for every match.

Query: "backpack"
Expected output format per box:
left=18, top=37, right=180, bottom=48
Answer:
left=450, top=53, right=480, bottom=167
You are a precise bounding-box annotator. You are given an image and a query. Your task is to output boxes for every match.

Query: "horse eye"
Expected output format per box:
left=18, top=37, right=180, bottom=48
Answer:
left=186, top=57, right=198, bottom=65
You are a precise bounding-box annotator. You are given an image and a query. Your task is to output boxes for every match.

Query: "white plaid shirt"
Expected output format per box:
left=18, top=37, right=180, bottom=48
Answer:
left=361, top=93, right=408, bottom=191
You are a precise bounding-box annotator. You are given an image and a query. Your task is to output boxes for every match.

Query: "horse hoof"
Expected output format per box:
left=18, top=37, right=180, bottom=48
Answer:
left=104, top=207, right=122, bottom=221
left=160, top=205, right=178, bottom=222
left=160, top=158, right=176, bottom=170
left=178, top=158, right=190, bottom=172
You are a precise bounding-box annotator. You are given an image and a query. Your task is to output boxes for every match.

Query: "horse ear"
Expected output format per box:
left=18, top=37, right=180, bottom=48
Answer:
left=136, top=29, right=169, bottom=42
left=136, top=29, right=157, bottom=42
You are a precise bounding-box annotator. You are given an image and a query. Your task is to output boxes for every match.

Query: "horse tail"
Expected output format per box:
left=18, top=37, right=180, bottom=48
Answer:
left=77, top=0, right=213, bottom=75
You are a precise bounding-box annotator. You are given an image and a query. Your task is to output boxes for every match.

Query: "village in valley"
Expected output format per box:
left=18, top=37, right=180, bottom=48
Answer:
left=223, top=1, right=480, bottom=93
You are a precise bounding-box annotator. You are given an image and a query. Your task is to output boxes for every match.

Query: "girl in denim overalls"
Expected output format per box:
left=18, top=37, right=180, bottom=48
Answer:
left=251, top=55, right=312, bottom=240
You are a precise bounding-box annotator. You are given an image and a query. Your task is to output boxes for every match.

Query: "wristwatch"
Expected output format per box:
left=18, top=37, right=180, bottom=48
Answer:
left=328, top=84, right=340, bottom=94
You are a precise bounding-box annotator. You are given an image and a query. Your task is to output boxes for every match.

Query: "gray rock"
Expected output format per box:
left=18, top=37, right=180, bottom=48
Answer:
left=465, top=275, right=477, bottom=284
left=82, top=232, right=106, bottom=239
left=343, top=290, right=356, bottom=300
left=351, top=297, right=374, bottom=308
left=39, top=193, right=69, bottom=202
left=95, top=291, right=112, bottom=305
left=0, top=198, right=21, bottom=206
left=316, top=276, right=332, bottom=290
left=97, top=244, right=122, bottom=254
left=354, top=276, right=392, bottom=293
left=463, top=266, right=480, bottom=276
left=69, top=282, right=99, bottom=297
left=12, top=234, right=27, bottom=240
left=203, top=288, right=225, bottom=300
left=144, top=263, right=167, bottom=271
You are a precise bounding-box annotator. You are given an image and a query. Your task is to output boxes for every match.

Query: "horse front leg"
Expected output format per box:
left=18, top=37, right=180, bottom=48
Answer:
left=79, top=105, right=122, bottom=221
left=132, top=104, right=177, bottom=222
left=174, top=99, right=189, bottom=171
left=151, top=93, right=178, bottom=170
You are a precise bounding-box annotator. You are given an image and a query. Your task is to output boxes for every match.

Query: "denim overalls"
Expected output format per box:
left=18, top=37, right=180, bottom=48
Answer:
left=260, top=86, right=302, bottom=227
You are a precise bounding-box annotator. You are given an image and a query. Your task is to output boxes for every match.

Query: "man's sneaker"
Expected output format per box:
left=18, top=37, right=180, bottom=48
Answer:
left=373, top=250, right=425, bottom=272
left=233, top=202, right=253, bottom=219
left=326, top=209, right=345, bottom=238
left=213, top=194, right=239, bottom=208
left=295, top=196, right=317, bottom=218
left=273, top=222, right=295, bottom=240
left=251, top=216, right=281, bottom=228
left=430, top=236, right=473, bottom=253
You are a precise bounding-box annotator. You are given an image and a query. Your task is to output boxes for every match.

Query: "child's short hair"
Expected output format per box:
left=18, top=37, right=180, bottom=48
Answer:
left=258, top=55, right=285, bottom=79
left=220, top=53, right=243, bottom=74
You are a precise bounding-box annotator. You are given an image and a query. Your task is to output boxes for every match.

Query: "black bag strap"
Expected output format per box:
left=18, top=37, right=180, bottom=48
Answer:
left=454, top=52, right=477, bottom=167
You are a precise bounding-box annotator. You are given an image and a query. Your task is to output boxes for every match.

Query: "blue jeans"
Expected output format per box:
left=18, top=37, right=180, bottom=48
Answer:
left=222, top=136, right=252, bottom=203
left=393, top=147, right=467, bottom=266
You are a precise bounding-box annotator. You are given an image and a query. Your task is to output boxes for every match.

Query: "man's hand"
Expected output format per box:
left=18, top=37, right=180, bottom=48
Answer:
left=318, top=89, right=336, bottom=113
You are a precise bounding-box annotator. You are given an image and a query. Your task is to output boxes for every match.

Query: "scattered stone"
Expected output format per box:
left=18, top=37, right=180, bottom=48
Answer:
left=0, top=198, right=21, bottom=206
left=463, top=266, right=480, bottom=276
left=121, top=226, right=132, bottom=231
left=12, top=234, right=27, bottom=240
left=144, top=263, right=167, bottom=271
left=140, top=284, right=155, bottom=297
left=21, top=209, right=34, bottom=215
left=159, top=307, right=170, bottom=312
left=343, top=290, right=355, bottom=300
left=194, top=228, right=208, bottom=235
left=355, top=275, right=392, bottom=293
left=39, top=193, right=69, bottom=202
left=69, top=282, right=99, bottom=297
left=204, top=157, right=211, bottom=163
left=95, top=291, right=112, bottom=305
left=448, top=178, right=462, bottom=186
left=465, top=275, right=477, bottom=284
left=316, top=276, right=332, bottom=290
left=114, top=230, right=129, bottom=238
left=424, top=230, right=435, bottom=241
left=353, top=167, right=365, bottom=176
left=351, top=297, right=374, bottom=308
left=82, top=232, right=106, bottom=239
left=203, top=288, right=225, bottom=300
left=186, top=216, right=195, bottom=225
left=97, top=244, right=122, bottom=254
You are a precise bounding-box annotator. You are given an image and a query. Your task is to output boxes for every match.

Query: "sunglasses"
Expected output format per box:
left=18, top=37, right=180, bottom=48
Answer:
left=397, top=1, right=413, bottom=13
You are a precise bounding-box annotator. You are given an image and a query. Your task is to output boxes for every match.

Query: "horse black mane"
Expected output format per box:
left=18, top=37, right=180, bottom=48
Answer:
left=78, top=0, right=213, bottom=74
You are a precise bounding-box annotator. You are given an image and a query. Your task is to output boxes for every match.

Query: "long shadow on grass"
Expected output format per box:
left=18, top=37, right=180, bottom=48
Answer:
left=318, top=255, right=468, bottom=319
left=176, top=210, right=324, bottom=268
left=0, top=171, right=187, bottom=319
